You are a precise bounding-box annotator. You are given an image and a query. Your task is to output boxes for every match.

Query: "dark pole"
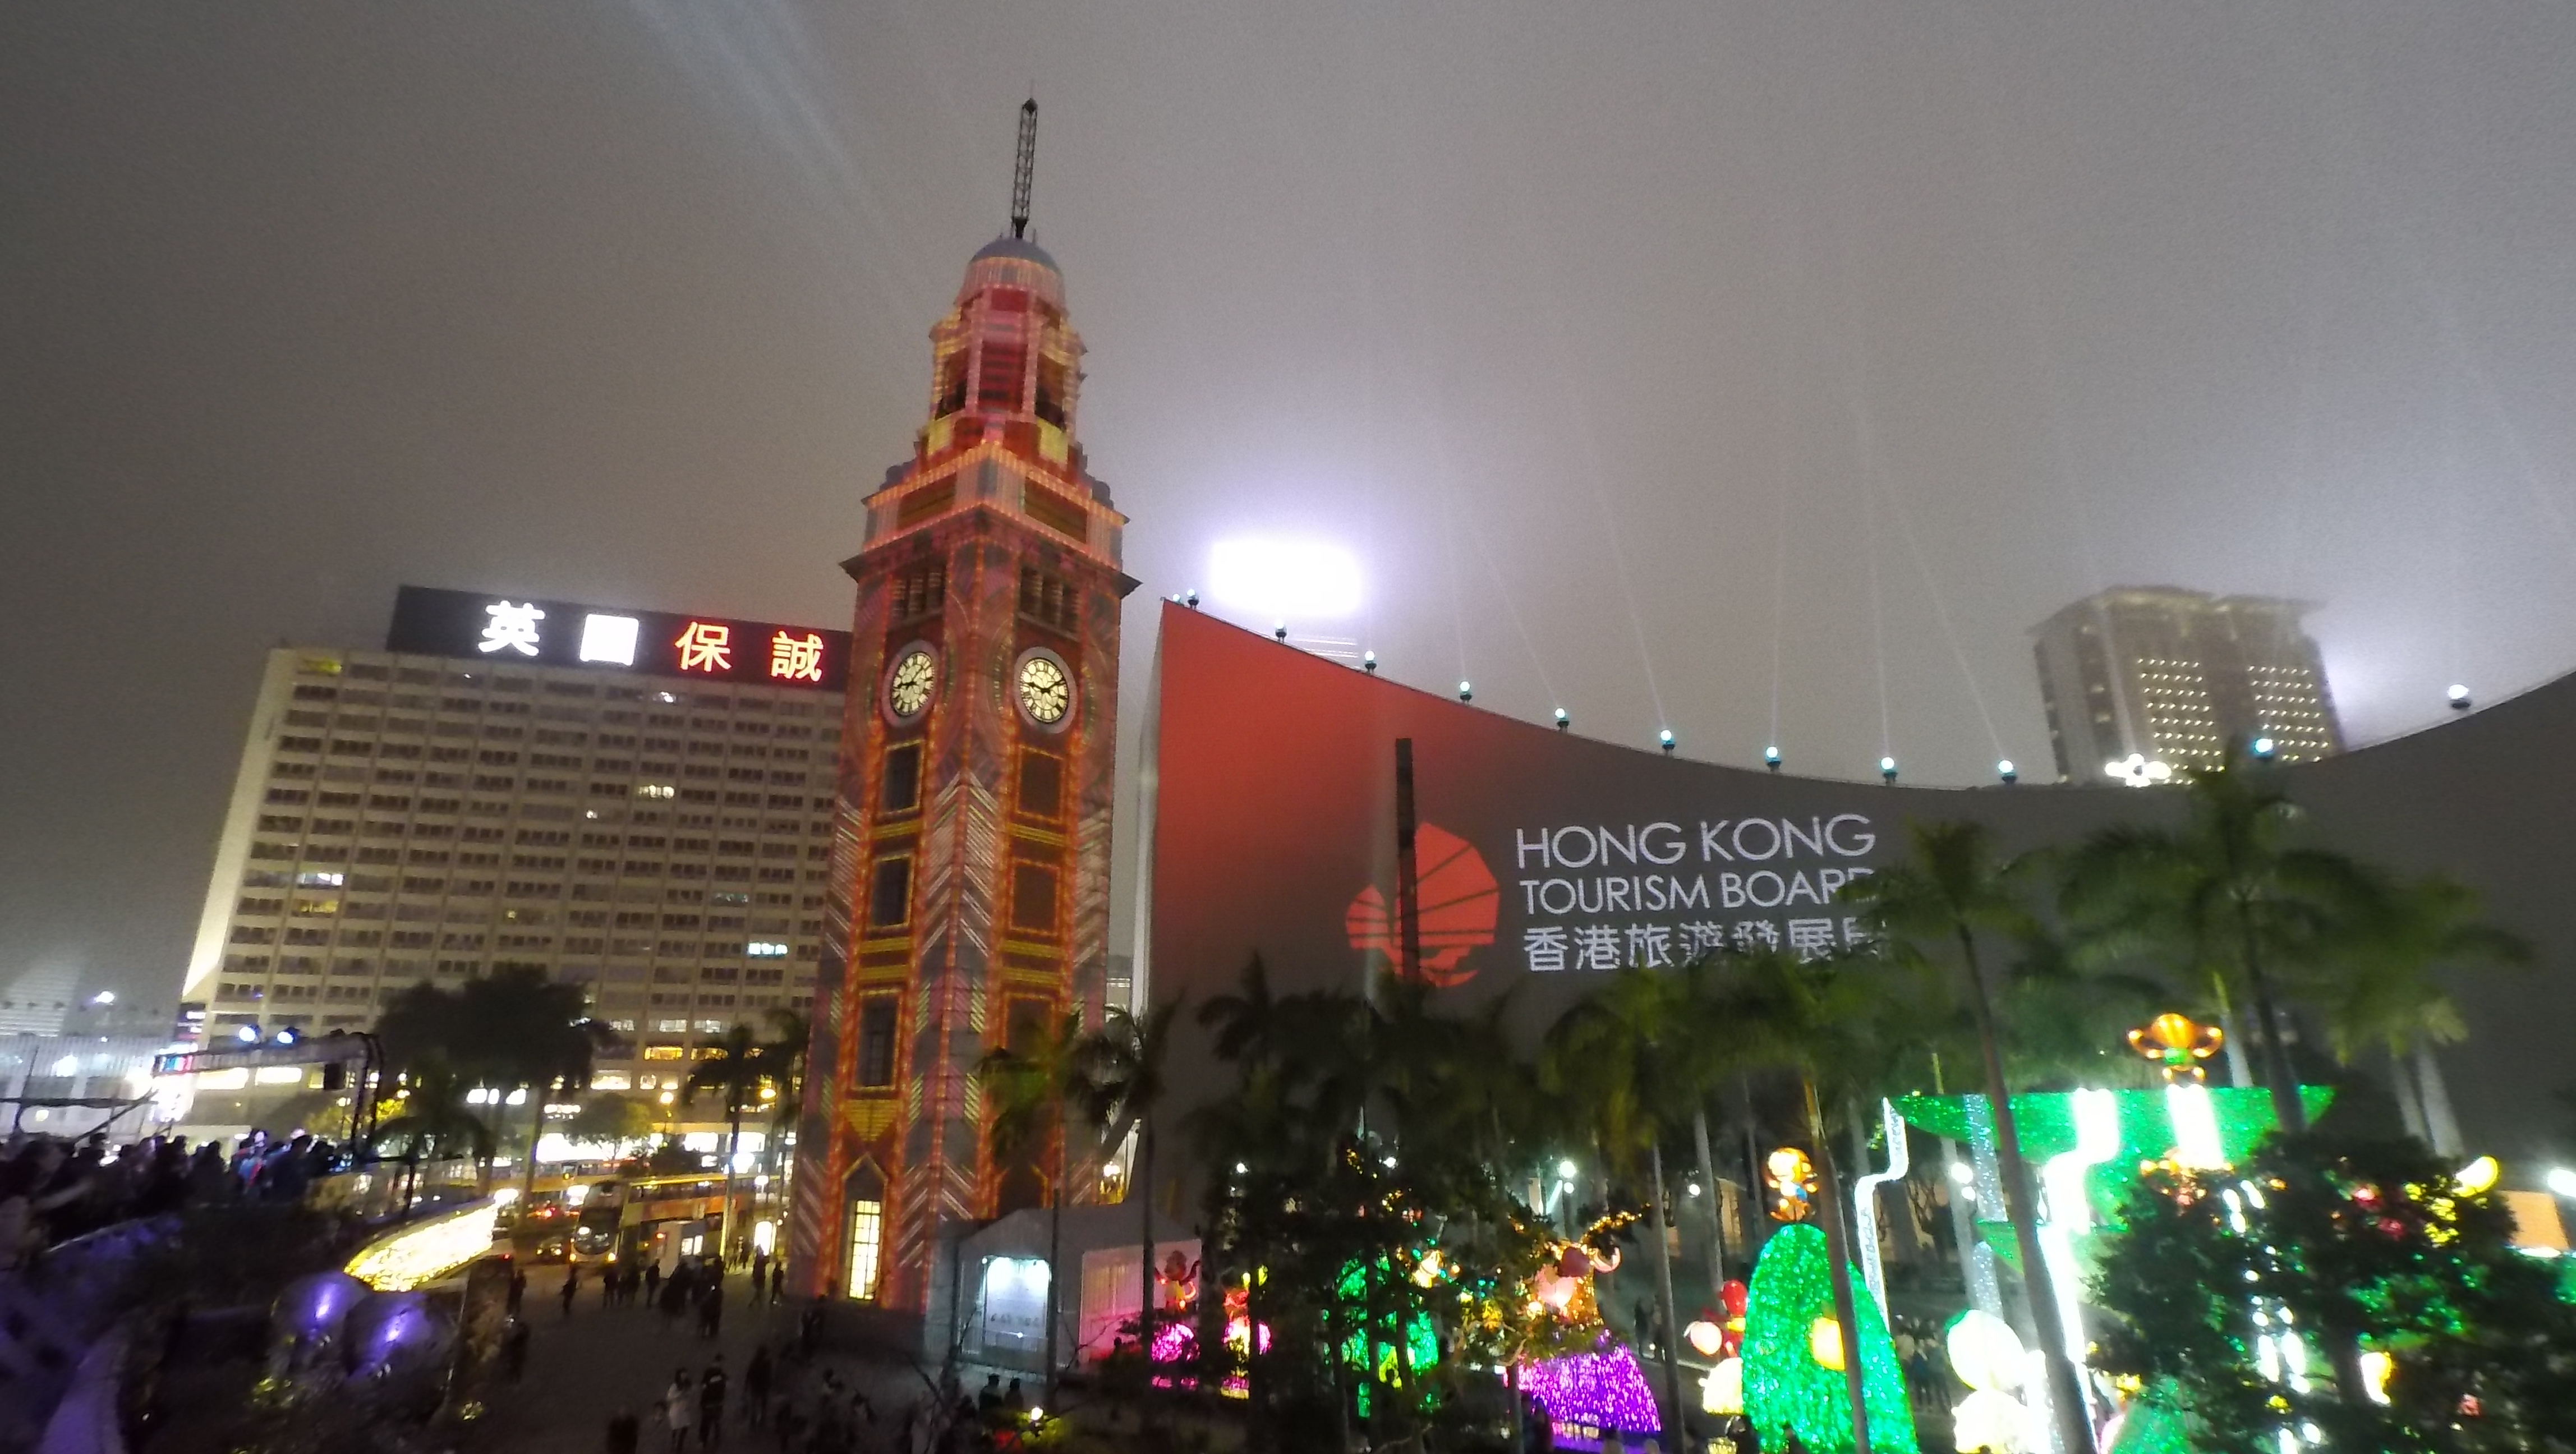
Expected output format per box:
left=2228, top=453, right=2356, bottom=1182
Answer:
left=1393, top=739, right=1423, bottom=984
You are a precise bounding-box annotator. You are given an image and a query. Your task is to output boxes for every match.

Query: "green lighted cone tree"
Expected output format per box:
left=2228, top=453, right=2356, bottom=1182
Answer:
left=1744, top=1223, right=1919, bottom=1454
left=2092, top=1129, right=2576, bottom=1453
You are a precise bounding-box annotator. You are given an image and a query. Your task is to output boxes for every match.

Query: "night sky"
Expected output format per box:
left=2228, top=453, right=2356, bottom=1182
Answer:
left=7, top=3, right=2575, bottom=1009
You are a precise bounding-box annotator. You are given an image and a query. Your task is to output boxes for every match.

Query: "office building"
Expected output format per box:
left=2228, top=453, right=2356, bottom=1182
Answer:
left=181, top=586, right=849, bottom=1096
left=2031, top=586, right=2344, bottom=782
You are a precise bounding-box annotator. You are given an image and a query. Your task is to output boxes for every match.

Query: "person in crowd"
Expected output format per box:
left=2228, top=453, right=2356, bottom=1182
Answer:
left=607, top=1407, right=641, bottom=1454
left=742, top=1345, right=772, bottom=1429
left=660, top=1266, right=692, bottom=1332
left=698, top=1278, right=725, bottom=1340
left=500, top=1317, right=531, bottom=1383
left=661, top=1369, right=696, bottom=1454
left=697, top=1354, right=729, bottom=1447
left=645, top=1259, right=664, bottom=1306
left=508, top=1267, right=528, bottom=1314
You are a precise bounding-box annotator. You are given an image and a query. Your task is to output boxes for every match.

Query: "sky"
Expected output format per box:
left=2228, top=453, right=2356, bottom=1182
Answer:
left=6, top=2, right=2576, bottom=1011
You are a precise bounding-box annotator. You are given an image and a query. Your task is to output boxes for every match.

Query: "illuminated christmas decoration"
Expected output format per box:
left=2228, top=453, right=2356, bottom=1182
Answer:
left=2127, top=1012, right=2225, bottom=1083
left=1701, top=1356, right=1744, bottom=1415
left=1684, top=1319, right=1724, bottom=1358
left=1943, top=1310, right=2040, bottom=1454
left=2455, top=1154, right=2500, bottom=1195
left=1517, top=1342, right=1661, bottom=1441
left=1742, top=1224, right=1918, bottom=1454
left=1765, top=1146, right=1819, bottom=1222
left=1807, top=1315, right=1845, bottom=1370
left=344, top=1198, right=501, bottom=1291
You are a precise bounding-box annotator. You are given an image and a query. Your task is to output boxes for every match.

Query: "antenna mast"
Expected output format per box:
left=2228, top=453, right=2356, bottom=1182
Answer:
left=1009, top=98, right=1038, bottom=238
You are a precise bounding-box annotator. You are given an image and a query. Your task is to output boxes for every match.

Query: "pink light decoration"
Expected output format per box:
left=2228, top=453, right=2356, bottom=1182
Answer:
left=1515, top=1343, right=1662, bottom=1438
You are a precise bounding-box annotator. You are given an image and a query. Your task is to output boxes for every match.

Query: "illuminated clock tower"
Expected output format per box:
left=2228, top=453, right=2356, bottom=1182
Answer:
left=794, top=105, right=1132, bottom=1309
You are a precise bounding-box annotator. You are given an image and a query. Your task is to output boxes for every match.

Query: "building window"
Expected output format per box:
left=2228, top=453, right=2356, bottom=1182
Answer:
left=868, top=858, right=910, bottom=929
left=882, top=744, right=921, bottom=814
left=857, top=999, right=898, bottom=1088
left=1010, top=864, right=1055, bottom=933
left=1015, top=751, right=1061, bottom=820
left=847, top=1197, right=884, bottom=1301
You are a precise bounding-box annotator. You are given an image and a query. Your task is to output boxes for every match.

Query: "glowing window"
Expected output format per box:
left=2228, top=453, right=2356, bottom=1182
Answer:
left=848, top=1198, right=884, bottom=1301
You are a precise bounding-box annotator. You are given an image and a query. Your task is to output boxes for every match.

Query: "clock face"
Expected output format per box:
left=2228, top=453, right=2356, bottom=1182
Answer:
left=887, top=649, right=936, bottom=719
left=1016, top=653, right=1072, bottom=726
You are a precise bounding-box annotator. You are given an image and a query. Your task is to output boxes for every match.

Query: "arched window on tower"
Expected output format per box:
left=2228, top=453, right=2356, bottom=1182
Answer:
left=935, top=351, right=968, bottom=417
left=844, top=1164, right=887, bottom=1301
left=1033, top=357, right=1068, bottom=428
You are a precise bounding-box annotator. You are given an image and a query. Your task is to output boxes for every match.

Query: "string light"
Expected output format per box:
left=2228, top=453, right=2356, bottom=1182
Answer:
left=1515, top=1343, right=1661, bottom=1439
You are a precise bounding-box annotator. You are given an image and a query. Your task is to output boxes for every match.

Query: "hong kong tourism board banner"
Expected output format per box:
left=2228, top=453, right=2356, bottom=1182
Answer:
left=1147, top=604, right=2131, bottom=1106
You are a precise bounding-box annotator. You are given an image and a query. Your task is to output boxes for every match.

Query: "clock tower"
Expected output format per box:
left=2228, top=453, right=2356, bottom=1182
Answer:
left=794, top=121, right=1133, bottom=1308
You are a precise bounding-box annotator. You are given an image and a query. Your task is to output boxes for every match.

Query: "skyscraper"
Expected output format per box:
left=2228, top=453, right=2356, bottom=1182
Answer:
left=182, top=586, right=848, bottom=1095
left=793, top=223, right=1131, bottom=1308
left=2031, top=586, right=2343, bottom=782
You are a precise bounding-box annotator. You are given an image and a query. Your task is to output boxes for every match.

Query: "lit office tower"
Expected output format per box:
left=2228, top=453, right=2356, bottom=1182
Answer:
left=2031, top=586, right=2344, bottom=782
left=181, top=586, right=848, bottom=1094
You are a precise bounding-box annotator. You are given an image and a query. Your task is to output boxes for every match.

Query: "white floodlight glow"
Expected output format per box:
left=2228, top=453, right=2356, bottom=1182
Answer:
left=1208, top=539, right=1362, bottom=620
left=580, top=613, right=642, bottom=665
left=2547, top=1167, right=2576, bottom=1199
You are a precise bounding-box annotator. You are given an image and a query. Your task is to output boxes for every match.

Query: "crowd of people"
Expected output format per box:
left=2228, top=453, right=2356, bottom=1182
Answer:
left=0, top=1126, right=347, bottom=1266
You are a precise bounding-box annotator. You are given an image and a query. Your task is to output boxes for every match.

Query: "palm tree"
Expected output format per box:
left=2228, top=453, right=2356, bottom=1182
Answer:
left=2310, top=874, right=2528, bottom=1154
left=376, top=967, right=614, bottom=1200
left=688, top=1023, right=779, bottom=1258
left=1079, top=999, right=1184, bottom=1367
left=369, top=1055, right=495, bottom=1207
left=2059, top=743, right=2379, bottom=1132
left=974, top=1009, right=1094, bottom=1400
left=1543, top=966, right=1695, bottom=1441
left=1843, top=819, right=2093, bottom=1454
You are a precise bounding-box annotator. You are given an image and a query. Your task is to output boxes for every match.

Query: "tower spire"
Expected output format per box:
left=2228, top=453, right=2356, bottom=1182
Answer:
left=1009, top=98, right=1037, bottom=239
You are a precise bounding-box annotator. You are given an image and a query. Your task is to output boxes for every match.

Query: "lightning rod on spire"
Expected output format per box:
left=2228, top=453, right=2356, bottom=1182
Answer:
left=1010, top=98, right=1037, bottom=239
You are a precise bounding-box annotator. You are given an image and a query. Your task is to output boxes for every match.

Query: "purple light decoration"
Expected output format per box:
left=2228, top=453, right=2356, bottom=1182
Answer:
left=273, top=1271, right=370, bottom=1343
left=1515, top=1343, right=1662, bottom=1437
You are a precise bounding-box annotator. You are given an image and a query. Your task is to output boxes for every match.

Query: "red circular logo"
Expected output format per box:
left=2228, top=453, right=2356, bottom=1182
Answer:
left=1343, top=824, right=1500, bottom=987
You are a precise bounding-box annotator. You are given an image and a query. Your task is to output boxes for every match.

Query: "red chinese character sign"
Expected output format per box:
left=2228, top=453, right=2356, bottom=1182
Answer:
left=674, top=620, right=733, bottom=674
left=769, top=631, right=827, bottom=683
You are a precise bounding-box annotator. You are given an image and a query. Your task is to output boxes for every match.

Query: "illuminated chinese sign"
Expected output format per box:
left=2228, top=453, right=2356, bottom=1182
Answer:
left=388, top=586, right=850, bottom=692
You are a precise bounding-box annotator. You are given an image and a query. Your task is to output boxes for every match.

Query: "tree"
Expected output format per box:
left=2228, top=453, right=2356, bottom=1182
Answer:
left=974, top=1008, right=1094, bottom=1401
left=2308, top=874, right=2528, bottom=1155
left=375, top=967, right=614, bottom=1198
left=687, top=1022, right=783, bottom=1259
left=563, top=1092, right=659, bottom=1148
left=368, top=1054, right=494, bottom=1204
left=2059, top=743, right=2379, bottom=1131
left=1843, top=819, right=2093, bottom=1454
left=1543, top=965, right=1698, bottom=1440
left=1080, top=999, right=1184, bottom=1372
left=2092, top=1129, right=2576, bottom=1452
